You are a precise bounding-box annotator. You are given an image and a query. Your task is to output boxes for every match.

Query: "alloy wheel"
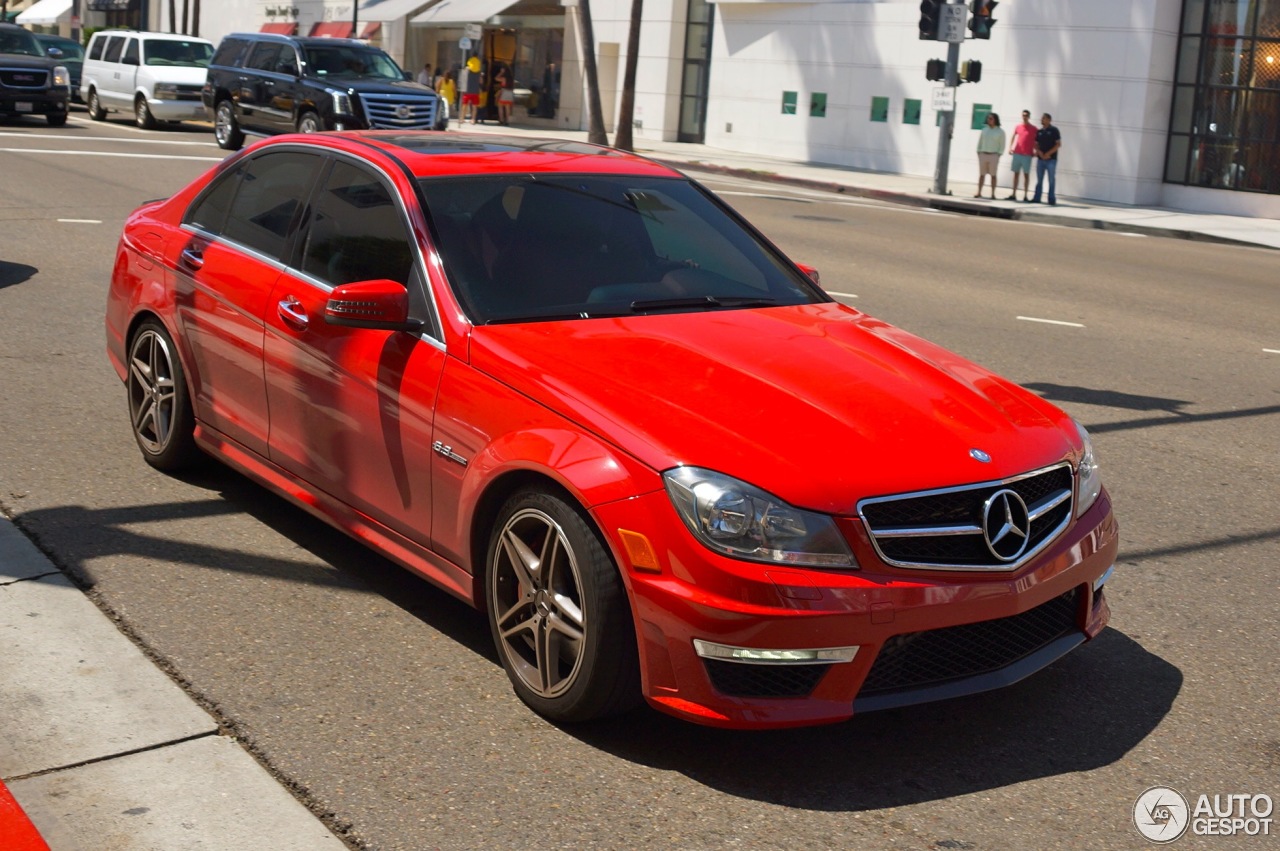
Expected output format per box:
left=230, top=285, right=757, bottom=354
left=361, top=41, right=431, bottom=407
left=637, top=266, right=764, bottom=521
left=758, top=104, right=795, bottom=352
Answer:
left=127, top=328, right=179, bottom=456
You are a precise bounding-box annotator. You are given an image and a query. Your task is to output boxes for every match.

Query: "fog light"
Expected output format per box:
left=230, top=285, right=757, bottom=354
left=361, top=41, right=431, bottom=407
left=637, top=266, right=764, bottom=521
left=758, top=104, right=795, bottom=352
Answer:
left=693, top=639, right=858, bottom=665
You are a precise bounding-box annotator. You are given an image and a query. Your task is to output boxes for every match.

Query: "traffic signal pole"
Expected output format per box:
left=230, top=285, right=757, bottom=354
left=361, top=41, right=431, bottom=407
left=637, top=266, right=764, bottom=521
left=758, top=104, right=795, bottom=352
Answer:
left=932, top=35, right=961, bottom=197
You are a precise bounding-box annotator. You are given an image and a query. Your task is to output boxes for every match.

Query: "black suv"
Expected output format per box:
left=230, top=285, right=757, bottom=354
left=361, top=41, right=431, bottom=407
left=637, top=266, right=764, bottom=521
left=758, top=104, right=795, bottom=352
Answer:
left=0, top=23, right=71, bottom=126
left=203, top=33, right=446, bottom=149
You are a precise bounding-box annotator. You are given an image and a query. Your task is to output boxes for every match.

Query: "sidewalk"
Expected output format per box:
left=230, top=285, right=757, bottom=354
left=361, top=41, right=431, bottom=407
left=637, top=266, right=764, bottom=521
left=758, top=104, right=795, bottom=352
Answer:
left=0, top=517, right=346, bottom=850
left=460, top=118, right=1280, bottom=251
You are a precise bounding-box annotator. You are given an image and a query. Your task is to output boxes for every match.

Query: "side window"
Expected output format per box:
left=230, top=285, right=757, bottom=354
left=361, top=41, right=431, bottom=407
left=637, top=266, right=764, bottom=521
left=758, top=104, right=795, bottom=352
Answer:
left=302, top=161, right=413, bottom=287
left=102, top=36, right=125, bottom=63
left=184, top=164, right=244, bottom=235
left=87, top=36, right=104, bottom=61
left=221, top=152, right=323, bottom=261
left=122, top=38, right=139, bottom=66
left=211, top=37, right=249, bottom=68
left=245, top=42, right=284, bottom=73
left=276, top=48, right=300, bottom=76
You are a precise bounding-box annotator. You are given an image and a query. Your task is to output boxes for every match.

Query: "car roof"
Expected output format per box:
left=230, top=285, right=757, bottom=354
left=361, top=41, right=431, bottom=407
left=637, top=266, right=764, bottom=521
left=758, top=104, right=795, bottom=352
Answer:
left=225, top=33, right=378, bottom=48
left=92, top=30, right=212, bottom=43
left=327, top=132, right=687, bottom=180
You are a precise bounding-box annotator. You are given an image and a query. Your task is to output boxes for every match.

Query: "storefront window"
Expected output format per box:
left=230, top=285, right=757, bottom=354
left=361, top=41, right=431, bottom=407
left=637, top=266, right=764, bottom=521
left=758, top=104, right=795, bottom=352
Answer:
left=1167, top=0, right=1280, bottom=194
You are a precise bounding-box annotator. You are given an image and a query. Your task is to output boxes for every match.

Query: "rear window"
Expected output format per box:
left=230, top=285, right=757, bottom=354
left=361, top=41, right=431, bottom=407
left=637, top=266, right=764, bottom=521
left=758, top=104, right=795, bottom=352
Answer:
left=144, top=39, right=213, bottom=67
left=88, top=36, right=105, bottom=60
left=102, top=36, right=125, bottom=63
left=210, top=37, right=250, bottom=68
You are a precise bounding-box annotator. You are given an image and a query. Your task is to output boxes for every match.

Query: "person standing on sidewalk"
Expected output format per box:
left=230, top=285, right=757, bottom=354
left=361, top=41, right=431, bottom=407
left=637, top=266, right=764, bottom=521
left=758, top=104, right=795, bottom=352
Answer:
left=1031, top=113, right=1062, bottom=205
left=1006, top=110, right=1036, bottom=201
left=460, top=56, right=482, bottom=124
left=974, top=112, right=1005, bottom=199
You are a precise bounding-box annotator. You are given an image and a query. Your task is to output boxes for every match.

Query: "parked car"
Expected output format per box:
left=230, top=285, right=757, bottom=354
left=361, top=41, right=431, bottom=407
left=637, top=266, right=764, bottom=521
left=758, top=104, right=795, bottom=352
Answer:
left=105, top=132, right=1118, bottom=729
left=0, top=22, right=70, bottom=126
left=81, top=30, right=213, bottom=128
left=202, top=33, right=446, bottom=150
left=33, top=33, right=83, bottom=104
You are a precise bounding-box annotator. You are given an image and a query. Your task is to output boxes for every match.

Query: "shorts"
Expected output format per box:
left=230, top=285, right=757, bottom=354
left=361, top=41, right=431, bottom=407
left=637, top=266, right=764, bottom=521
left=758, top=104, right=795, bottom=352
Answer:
left=461, top=93, right=479, bottom=106
left=498, top=89, right=514, bottom=106
left=978, top=153, right=999, bottom=178
left=1010, top=153, right=1032, bottom=174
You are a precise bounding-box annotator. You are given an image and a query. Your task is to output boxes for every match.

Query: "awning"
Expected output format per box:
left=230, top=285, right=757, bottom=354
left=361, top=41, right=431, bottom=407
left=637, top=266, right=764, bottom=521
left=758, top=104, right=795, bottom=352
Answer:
left=15, top=0, right=73, bottom=26
left=260, top=22, right=299, bottom=34
left=360, top=0, right=436, bottom=23
left=310, top=21, right=355, bottom=38
left=360, top=22, right=383, bottom=38
left=411, top=0, right=516, bottom=26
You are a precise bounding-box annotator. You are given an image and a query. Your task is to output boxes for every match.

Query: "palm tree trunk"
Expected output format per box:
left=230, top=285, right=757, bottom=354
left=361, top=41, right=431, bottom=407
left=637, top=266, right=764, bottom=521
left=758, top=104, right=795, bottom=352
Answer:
left=191, top=0, right=200, bottom=36
left=613, top=0, right=643, bottom=151
left=576, top=0, right=609, bottom=146
left=168, top=0, right=176, bottom=33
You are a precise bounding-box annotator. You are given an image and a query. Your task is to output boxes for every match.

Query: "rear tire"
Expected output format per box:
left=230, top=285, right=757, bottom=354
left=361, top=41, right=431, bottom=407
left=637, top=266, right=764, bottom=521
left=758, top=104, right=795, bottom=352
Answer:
left=135, top=95, right=157, bottom=130
left=126, top=319, right=201, bottom=472
left=486, top=487, right=641, bottom=723
left=214, top=100, right=243, bottom=150
left=87, top=88, right=106, bottom=120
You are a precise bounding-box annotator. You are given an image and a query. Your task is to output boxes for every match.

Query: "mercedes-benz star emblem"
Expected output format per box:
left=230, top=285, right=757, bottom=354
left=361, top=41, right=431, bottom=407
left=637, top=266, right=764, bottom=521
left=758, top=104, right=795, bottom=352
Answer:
left=982, top=489, right=1031, bottom=562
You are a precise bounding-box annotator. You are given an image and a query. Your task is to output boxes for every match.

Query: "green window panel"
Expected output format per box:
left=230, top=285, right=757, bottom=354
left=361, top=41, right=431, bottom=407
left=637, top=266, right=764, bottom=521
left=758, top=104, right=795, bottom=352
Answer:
left=810, top=92, right=827, bottom=118
left=782, top=91, right=797, bottom=115
left=904, top=98, right=922, bottom=125
left=870, top=96, right=889, bottom=123
left=971, top=103, right=992, bottom=130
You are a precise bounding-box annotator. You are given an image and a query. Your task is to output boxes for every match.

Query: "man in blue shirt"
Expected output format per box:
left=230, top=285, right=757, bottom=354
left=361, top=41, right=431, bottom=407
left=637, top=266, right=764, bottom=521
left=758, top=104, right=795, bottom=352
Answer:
left=1031, top=113, right=1062, bottom=205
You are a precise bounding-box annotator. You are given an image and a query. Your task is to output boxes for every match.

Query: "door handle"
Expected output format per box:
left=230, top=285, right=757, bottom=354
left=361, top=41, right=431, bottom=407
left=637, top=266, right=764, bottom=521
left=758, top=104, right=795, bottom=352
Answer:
left=179, top=245, right=204, bottom=270
left=277, top=296, right=309, bottom=331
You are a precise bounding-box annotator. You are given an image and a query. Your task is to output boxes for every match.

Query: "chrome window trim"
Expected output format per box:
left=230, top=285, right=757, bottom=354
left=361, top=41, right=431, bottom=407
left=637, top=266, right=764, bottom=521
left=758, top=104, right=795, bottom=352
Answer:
left=857, top=462, right=1075, bottom=572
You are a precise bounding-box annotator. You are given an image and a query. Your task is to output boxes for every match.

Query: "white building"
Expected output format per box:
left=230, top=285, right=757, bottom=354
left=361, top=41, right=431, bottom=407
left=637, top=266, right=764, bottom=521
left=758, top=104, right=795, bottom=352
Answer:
left=121, top=0, right=1280, bottom=219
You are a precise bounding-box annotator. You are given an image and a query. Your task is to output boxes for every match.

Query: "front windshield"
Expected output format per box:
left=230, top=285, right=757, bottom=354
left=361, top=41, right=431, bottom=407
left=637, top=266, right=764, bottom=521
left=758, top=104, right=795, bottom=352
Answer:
left=144, top=39, right=213, bottom=66
left=0, top=29, right=42, bottom=57
left=303, top=45, right=404, bottom=81
left=418, top=174, right=825, bottom=324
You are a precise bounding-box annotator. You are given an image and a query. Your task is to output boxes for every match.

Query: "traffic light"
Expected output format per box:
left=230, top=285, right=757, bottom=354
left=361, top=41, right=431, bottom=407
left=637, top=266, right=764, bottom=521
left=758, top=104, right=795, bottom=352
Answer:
left=961, top=60, right=982, bottom=83
left=925, top=59, right=947, bottom=81
left=919, top=0, right=942, bottom=40
left=968, top=0, right=997, bottom=39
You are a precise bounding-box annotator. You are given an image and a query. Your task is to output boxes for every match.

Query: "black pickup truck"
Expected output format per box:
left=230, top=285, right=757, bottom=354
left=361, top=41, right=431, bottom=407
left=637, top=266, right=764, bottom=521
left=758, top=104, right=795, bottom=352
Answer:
left=0, top=23, right=70, bottom=126
left=202, top=33, right=447, bottom=150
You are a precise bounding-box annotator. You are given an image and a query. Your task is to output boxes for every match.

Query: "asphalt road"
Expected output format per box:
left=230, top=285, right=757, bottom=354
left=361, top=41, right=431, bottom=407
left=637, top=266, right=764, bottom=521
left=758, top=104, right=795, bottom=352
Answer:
left=1, top=114, right=1277, bottom=850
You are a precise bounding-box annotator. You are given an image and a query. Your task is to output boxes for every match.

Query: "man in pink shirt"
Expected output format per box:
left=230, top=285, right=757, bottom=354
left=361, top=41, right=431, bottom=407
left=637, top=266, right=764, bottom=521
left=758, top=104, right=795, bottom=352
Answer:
left=1006, top=110, right=1037, bottom=201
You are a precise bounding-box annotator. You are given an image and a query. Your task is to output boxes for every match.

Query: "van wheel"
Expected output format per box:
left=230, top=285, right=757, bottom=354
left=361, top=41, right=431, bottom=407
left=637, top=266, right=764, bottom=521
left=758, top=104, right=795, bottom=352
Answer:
left=214, top=100, right=243, bottom=150
left=135, top=95, right=158, bottom=130
left=296, top=111, right=321, bottom=134
left=87, top=89, right=106, bottom=120
left=46, top=113, right=68, bottom=127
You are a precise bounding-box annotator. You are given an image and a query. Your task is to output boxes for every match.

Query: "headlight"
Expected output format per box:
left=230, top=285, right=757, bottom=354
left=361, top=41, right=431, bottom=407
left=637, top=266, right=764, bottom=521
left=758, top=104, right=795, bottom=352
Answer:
left=53, top=65, right=70, bottom=88
left=329, top=88, right=353, bottom=116
left=663, top=467, right=857, bottom=568
left=1074, top=421, right=1102, bottom=517
left=154, top=82, right=178, bottom=100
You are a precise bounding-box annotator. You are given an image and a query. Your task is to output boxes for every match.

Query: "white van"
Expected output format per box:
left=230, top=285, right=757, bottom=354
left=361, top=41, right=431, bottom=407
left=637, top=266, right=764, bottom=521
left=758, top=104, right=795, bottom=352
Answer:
left=81, top=31, right=214, bottom=129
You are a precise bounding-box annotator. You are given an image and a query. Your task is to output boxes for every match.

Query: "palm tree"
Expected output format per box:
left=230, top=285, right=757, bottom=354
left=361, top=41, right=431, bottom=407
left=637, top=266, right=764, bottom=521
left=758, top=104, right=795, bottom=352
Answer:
left=577, top=0, right=609, bottom=145
left=191, top=0, right=200, bottom=36
left=613, top=0, right=643, bottom=151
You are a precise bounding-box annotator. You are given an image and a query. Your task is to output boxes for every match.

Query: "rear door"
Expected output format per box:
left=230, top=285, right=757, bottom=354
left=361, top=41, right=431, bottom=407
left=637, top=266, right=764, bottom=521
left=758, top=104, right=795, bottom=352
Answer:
left=238, top=41, right=296, bottom=134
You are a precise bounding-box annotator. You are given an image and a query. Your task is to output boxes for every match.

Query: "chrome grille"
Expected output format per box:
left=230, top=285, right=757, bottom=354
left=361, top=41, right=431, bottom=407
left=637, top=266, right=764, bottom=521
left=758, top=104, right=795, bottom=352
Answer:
left=1, top=67, right=51, bottom=89
left=358, top=92, right=439, bottom=130
left=175, top=84, right=203, bottom=101
left=858, top=463, right=1074, bottom=570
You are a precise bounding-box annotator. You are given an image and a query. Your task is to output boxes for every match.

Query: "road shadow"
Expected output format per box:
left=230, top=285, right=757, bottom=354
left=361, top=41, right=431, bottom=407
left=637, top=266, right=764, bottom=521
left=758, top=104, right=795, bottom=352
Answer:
left=566, top=628, right=1179, bottom=809
left=0, top=261, right=37, bottom=290
left=1024, top=381, right=1280, bottom=435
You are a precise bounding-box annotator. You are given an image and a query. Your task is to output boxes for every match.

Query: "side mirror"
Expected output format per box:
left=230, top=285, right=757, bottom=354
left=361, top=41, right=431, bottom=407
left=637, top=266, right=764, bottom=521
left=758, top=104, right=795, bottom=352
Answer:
left=795, top=263, right=821, bottom=285
left=324, top=279, right=423, bottom=332
left=47, top=47, right=64, bottom=58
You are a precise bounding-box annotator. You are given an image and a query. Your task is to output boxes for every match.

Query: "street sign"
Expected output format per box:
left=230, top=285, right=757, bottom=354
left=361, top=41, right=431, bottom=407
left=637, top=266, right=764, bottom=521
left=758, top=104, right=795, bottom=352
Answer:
left=931, top=86, right=955, bottom=112
left=464, top=23, right=483, bottom=40
left=459, top=37, right=472, bottom=50
left=940, top=4, right=966, bottom=43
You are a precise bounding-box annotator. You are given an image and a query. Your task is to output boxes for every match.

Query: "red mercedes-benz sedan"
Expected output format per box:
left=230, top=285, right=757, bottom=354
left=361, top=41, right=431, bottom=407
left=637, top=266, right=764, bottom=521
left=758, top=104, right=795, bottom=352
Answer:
left=105, top=133, right=1117, bottom=729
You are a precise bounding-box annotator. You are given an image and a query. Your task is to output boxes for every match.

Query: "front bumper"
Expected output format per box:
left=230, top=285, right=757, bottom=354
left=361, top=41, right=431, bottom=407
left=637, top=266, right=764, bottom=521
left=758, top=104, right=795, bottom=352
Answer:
left=593, top=487, right=1118, bottom=729
left=0, top=92, right=68, bottom=116
left=147, top=98, right=207, bottom=122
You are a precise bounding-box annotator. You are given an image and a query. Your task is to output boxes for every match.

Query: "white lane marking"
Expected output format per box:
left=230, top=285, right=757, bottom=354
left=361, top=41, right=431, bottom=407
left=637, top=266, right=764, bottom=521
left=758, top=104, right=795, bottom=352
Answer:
left=0, top=148, right=223, bottom=162
left=827, top=291, right=859, bottom=299
left=57, top=218, right=102, bottom=224
left=0, top=131, right=215, bottom=147
left=1264, top=348, right=1280, bottom=355
left=1017, top=315, right=1085, bottom=328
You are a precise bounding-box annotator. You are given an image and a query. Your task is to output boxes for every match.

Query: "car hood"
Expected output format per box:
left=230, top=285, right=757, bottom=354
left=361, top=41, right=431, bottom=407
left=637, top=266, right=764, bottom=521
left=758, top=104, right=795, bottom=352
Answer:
left=468, top=303, right=1078, bottom=514
left=0, top=54, right=58, bottom=69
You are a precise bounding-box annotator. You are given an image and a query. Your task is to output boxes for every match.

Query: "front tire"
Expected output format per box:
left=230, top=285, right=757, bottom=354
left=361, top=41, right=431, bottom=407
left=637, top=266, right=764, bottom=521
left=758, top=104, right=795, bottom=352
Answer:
left=46, top=113, right=67, bottom=127
left=135, top=95, right=157, bottom=129
left=486, top=488, right=640, bottom=723
left=126, top=320, right=200, bottom=472
left=213, top=100, right=243, bottom=150
left=87, top=88, right=106, bottom=120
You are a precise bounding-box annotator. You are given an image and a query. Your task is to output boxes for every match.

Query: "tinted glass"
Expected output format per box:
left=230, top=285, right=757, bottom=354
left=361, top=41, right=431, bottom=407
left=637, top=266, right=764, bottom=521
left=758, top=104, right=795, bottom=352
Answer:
left=211, top=37, right=249, bottom=67
left=144, top=39, right=213, bottom=67
left=88, top=36, right=105, bottom=60
left=122, top=38, right=139, bottom=65
left=246, top=42, right=285, bottom=72
left=303, top=161, right=413, bottom=287
left=417, top=174, right=823, bottom=324
left=102, top=35, right=125, bottom=63
left=0, top=28, right=41, bottom=57
left=185, top=163, right=244, bottom=235
left=303, top=45, right=403, bottom=80
left=221, top=152, right=322, bottom=261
